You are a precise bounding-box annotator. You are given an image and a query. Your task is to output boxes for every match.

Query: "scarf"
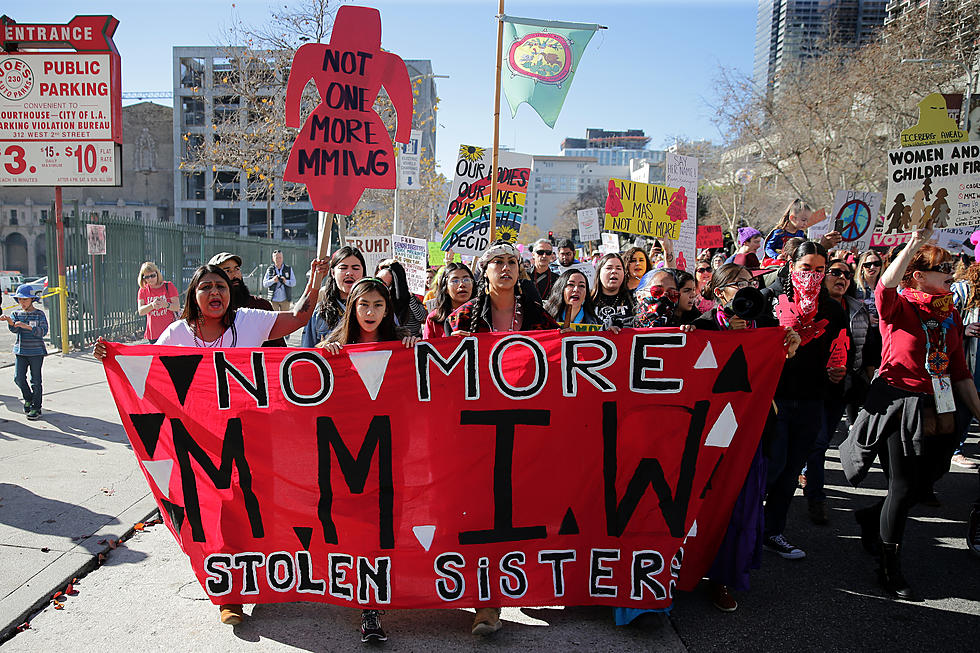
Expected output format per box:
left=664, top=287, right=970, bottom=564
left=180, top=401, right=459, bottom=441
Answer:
left=902, top=287, right=954, bottom=323
left=791, top=270, right=824, bottom=321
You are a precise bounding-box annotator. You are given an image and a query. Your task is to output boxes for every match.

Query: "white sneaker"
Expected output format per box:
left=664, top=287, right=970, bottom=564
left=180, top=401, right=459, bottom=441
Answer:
left=951, top=454, right=978, bottom=469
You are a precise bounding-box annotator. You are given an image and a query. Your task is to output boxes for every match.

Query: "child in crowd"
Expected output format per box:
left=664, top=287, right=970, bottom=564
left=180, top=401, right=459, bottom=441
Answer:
left=2, top=285, right=49, bottom=420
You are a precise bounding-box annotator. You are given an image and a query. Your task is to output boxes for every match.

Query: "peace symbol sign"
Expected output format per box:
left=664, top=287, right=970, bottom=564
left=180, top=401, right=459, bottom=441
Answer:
left=836, top=199, right=872, bottom=242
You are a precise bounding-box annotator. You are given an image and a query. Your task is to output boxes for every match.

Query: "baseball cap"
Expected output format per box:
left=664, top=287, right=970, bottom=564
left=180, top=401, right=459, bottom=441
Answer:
left=208, top=252, right=242, bottom=266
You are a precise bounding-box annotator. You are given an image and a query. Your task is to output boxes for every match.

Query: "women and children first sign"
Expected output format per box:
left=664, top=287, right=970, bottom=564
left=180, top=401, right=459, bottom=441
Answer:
left=102, top=330, right=785, bottom=610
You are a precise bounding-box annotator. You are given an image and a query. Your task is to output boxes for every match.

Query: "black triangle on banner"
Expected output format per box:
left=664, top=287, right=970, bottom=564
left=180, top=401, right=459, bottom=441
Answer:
left=558, top=508, right=579, bottom=535
left=159, top=497, right=185, bottom=533
left=700, top=454, right=725, bottom=499
left=712, top=345, right=751, bottom=394
left=129, top=413, right=166, bottom=458
left=293, top=526, right=313, bottom=550
left=159, top=355, right=204, bottom=405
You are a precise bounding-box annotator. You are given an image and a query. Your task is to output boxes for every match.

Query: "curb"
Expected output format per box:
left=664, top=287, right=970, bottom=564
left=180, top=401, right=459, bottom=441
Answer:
left=0, top=494, right=160, bottom=644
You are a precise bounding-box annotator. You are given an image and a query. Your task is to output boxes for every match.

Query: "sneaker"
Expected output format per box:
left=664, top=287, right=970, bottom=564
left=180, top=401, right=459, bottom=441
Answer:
left=360, top=610, right=387, bottom=643
left=23, top=400, right=31, bottom=413
left=709, top=582, right=738, bottom=612
left=219, top=604, right=244, bottom=625
left=26, top=409, right=41, bottom=421
left=951, top=454, right=978, bottom=469
left=968, top=503, right=980, bottom=559
left=798, top=473, right=807, bottom=489
left=808, top=501, right=829, bottom=525
left=471, top=607, right=502, bottom=635
left=764, top=534, right=806, bottom=559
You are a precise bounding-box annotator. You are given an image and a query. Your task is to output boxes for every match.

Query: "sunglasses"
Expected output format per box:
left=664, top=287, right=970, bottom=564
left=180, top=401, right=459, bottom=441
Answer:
left=142, top=273, right=158, bottom=279
left=534, top=250, right=554, bottom=256
left=827, top=268, right=852, bottom=280
left=862, top=261, right=882, bottom=269
left=924, top=262, right=953, bottom=274
left=696, top=267, right=711, bottom=274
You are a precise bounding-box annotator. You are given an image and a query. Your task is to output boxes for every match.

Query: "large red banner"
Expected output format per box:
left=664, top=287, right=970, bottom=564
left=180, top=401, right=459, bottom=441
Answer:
left=103, top=329, right=784, bottom=610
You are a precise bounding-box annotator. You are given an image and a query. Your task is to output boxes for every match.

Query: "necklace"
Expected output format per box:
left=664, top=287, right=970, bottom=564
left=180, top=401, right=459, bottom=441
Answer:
left=193, top=319, right=226, bottom=348
left=489, top=294, right=522, bottom=332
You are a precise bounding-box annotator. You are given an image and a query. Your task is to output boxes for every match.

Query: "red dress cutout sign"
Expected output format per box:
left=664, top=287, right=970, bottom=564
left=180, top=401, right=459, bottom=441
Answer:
left=666, top=186, right=688, bottom=222
left=284, top=6, right=413, bottom=215
left=605, top=179, right=624, bottom=217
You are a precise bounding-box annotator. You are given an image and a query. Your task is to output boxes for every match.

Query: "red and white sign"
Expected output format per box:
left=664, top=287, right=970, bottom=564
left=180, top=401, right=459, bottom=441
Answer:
left=0, top=16, right=121, bottom=187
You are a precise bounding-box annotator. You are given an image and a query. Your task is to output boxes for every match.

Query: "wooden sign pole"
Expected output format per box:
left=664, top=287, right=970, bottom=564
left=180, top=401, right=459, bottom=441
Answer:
left=488, top=0, right=505, bottom=242
left=317, top=211, right=334, bottom=260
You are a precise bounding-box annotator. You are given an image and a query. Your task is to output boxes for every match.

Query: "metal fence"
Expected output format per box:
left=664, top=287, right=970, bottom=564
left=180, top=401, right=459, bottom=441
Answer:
left=45, top=215, right=314, bottom=350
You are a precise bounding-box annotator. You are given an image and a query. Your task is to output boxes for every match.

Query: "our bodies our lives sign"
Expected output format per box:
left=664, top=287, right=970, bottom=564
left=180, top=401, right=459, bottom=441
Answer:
left=102, top=329, right=785, bottom=610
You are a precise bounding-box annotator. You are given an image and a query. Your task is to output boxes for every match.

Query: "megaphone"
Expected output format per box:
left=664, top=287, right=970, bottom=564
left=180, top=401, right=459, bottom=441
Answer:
left=724, top=286, right=767, bottom=322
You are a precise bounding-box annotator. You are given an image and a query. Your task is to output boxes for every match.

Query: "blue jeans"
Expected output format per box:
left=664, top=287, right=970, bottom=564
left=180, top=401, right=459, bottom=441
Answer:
left=14, top=354, right=44, bottom=410
left=804, top=397, right=847, bottom=504
left=765, top=398, right=823, bottom=537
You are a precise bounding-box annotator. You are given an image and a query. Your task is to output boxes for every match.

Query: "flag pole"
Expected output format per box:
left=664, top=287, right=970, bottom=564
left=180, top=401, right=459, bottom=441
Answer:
left=489, top=0, right=505, bottom=242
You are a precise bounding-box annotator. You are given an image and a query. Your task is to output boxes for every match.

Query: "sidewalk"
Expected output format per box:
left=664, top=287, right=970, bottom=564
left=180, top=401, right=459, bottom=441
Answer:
left=0, top=328, right=158, bottom=641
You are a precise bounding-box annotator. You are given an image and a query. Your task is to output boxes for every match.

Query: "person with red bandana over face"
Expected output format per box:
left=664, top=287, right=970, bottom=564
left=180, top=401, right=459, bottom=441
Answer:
left=842, top=219, right=980, bottom=598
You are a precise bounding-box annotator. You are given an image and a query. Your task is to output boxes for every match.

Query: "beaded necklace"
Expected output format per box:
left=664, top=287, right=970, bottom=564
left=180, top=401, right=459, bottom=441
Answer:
left=192, top=318, right=227, bottom=348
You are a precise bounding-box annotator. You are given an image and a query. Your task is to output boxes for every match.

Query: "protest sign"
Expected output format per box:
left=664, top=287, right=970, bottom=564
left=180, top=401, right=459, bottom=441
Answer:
left=86, top=224, right=107, bottom=256
left=392, top=234, right=427, bottom=294
left=900, top=93, right=967, bottom=148
left=870, top=226, right=975, bottom=254
left=284, top=6, right=414, bottom=215
left=102, top=328, right=785, bottom=609
left=808, top=190, right=881, bottom=251
left=427, top=242, right=445, bottom=266
left=599, top=233, right=619, bottom=255
left=441, top=145, right=531, bottom=256
left=696, top=226, right=723, bottom=249
left=604, top=179, right=684, bottom=241
left=556, top=261, right=595, bottom=286
left=577, top=208, right=602, bottom=242
left=885, top=142, right=980, bottom=232
left=665, top=153, right=698, bottom=271
left=345, top=235, right=391, bottom=274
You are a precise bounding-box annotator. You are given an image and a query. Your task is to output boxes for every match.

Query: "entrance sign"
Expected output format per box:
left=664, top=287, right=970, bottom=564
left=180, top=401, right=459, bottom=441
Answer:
left=102, top=329, right=785, bottom=609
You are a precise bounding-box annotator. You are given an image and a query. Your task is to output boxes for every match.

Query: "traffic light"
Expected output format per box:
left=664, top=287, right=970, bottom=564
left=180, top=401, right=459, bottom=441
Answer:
left=548, top=231, right=554, bottom=244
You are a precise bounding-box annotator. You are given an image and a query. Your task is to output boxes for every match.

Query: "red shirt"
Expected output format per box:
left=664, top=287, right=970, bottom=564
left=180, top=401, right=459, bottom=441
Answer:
left=139, top=281, right=179, bottom=340
left=876, top=284, right=969, bottom=393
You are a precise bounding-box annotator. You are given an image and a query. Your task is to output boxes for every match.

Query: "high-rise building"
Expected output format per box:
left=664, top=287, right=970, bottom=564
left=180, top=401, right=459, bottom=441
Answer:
left=560, top=128, right=664, bottom=167
left=754, top=1, right=888, bottom=92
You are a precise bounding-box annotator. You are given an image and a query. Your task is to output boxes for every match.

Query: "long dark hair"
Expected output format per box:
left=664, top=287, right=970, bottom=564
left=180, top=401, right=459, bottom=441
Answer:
left=432, top=262, right=474, bottom=323
left=622, top=246, right=650, bottom=277
left=704, top=263, right=747, bottom=300
left=325, top=277, right=405, bottom=345
left=377, top=259, right=412, bottom=319
left=180, top=264, right=236, bottom=328
left=779, top=240, right=828, bottom=302
left=316, top=246, right=366, bottom=327
left=591, top=253, right=635, bottom=307
left=544, top=269, right=596, bottom=321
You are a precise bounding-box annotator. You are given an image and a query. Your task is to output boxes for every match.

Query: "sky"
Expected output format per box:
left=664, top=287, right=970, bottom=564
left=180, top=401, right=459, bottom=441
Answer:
left=9, top=0, right=758, bottom=176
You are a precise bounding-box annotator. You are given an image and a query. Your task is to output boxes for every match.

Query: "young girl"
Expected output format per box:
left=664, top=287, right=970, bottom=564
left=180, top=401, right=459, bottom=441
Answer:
left=318, top=277, right=418, bottom=643
left=591, top=253, right=636, bottom=327
left=136, top=261, right=180, bottom=344
left=763, top=199, right=812, bottom=259
left=2, top=285, right=49, bottom=420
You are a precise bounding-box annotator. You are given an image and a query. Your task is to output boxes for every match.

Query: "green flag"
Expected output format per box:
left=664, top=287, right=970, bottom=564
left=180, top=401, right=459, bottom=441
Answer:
left=501, top=15, right=600, bottom=128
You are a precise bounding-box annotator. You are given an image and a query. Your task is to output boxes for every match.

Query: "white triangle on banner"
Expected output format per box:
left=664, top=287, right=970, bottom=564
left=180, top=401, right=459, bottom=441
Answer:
left=687, top=520, right=698, bottom=537
left=142, top=459, right=174, bottom=498
left=704, top=403, right=738, bottom=447
left=412, top=525, right=436, bottom=551
left=693, top=342, right=717, bottom=369
left=117, top=355, right=154, bottom=399
left=349, top=350, right=392, bottom=400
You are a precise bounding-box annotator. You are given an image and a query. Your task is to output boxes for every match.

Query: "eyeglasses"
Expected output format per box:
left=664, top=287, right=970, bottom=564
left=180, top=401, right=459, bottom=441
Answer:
left=448, top=277, right=473, bottom=286
left=142, top=273, right=157, bottom=279
left=534, top=250, right=554, bottom=256
left=827, top=268, right=853, bottom=280
left=924, top=262, right=953, bottom=274
left=721, top=279, right=759, bottom=290
left=862, top=261, right=882, bottom=269
left=696, top=267, right=711, bottom=274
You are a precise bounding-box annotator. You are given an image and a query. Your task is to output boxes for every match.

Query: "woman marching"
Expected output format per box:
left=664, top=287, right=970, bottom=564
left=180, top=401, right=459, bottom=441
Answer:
left=622, top=246, right=651, bottom=293
left=95, top=259, right=329, bottom=626
left=318, top=277, right=419, bottom=643
left=422, top=262, right=474, bottom=338
left=301, top=246, right=366, bottom=347
left=376, top=259, right=428, bottom=337
left=591, top=253, right=636, bottom=327
left=544, top=268, right=601, bottom=326
left=137, top=262, right=180, bottom=344
left=841, top=220, right=980, bottom=598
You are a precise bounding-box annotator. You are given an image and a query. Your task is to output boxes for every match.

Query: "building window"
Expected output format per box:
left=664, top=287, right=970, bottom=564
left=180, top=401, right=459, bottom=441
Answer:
left=180, top=57, right=205, bottom=87
left=134, top=210, right=142, bottom=220
left=40, top=209, right=48, bottom=222
left=182, top=97, right=205, bottom=126
left=214, top=171, right=241, bottom=201
left=9, top=209, right=17, bottom=225
left=184, top=172, right=206, bottom=200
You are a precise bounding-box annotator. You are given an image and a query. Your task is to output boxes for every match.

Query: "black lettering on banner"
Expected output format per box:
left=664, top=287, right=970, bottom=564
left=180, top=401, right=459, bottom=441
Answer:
left=266, top=551, right=295, bottom=592
left=669, top=547, right=683, bottom=599
left=602, top=401, right=709, bottom=538
left=296, top=551, right=327, bottom=594
left=630, top=333, right=684, bottom=393
left=205, top=554, right=233, bottom=596
left=458, top=410, right=549, bottom=544
left=316, top=416, right=394, bottom=549
left=631, top=550, right=667, bottom=600
left=233, top=552, right=265, bottom=595
left=489, top=335, right=548, bottom=399
left=499, top=552, right=528, bottom=598
left=434, top=552, right=466, bottom=601
left=477, top=556, right=491, bottom=601
left=590, top=549, right=620, bottom=597
left=357, top=557, right=391, bottom=604
left=215, top=351, right=268, bottom=409
left=329, top=553, right=354, bottom=600
left=415, top=337, right=479, bottom=401
left=538, top=550, right=576, bottom=597
left=171, top=417, right=264, bottom=543
left=280, top=351, right=333, bottom=406
left=562, top=336, right=617, bottom=396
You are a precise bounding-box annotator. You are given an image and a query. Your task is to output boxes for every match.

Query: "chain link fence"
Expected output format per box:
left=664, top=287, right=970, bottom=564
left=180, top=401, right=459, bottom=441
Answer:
left=45, top=215, right=314, bottom=350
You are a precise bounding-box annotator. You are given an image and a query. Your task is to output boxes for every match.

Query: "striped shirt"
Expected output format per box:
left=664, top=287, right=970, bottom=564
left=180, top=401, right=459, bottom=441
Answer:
left=8, top=308, right=48, bottom=356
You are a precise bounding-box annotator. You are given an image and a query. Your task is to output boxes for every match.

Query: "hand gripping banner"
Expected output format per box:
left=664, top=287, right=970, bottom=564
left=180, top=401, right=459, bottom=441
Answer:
left=102, top=329, right=784, bottom=610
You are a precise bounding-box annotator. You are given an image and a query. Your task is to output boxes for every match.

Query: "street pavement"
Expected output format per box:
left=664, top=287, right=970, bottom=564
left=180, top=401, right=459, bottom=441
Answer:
left=0, top=324, right=978, bottom=651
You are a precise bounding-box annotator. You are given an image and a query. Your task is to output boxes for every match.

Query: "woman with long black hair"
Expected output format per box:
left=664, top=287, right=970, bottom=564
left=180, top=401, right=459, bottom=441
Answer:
left=544, top=268, right=601, bottom=326
left=422, top=262, right=474, bottom=338
left=300, top=246, right=365, bottom=347
left=591, top=253, right=635, bottom=327
left=376, top=259, right=428, bottom=336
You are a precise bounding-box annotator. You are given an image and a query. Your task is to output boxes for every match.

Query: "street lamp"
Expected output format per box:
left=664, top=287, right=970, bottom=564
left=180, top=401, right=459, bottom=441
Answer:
left=901, top=58, right=975, bottom=132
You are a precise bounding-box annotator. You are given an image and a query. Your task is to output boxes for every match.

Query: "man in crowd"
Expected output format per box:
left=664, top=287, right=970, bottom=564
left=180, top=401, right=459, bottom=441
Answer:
left=263, top=249, right=296, bottom=312
left=208, top=252, right=287, bottom=347
left=555, top=239, right=577, bottom=270
left=530, top=238, right=558, bottom=300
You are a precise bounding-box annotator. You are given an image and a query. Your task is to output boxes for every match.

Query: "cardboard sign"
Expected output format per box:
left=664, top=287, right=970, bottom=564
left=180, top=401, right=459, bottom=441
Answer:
left=885, top=142, right=980, bottom=232
left=441, top=145, right=531, bottom=256
left=577, top=208, right=601, bottom=242
left=604, top=179, right=683, bottom=240
left=392, top=234, right=427, bottom=295
left=345, top=235, right=392, bottom=274
left=86, top=223, right=106, bottom=256
left=665, top=153, right=698, bottom=271
left=284, top=6, right=414, bottom=215
left=696, top=226, right=723, bottom=249
left=102, top=329, right=785, bottom=609
left=599, top=232, right=619, bottom=255
left=901, top=93, right=967, bottom=147
left=808, top=190, right=881, bottom=251
left=427, top=242, right=445, bottom=266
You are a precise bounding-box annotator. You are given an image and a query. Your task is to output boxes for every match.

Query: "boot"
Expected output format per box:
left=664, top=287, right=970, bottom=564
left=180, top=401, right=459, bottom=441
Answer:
left=878, top=542, right=914, bottom=600
left=854, top=503, right=882, bottom=556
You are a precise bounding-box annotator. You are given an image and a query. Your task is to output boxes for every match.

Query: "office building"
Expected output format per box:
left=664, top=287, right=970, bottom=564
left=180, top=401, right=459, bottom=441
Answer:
left=560, top=128, right=665, bottom=167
